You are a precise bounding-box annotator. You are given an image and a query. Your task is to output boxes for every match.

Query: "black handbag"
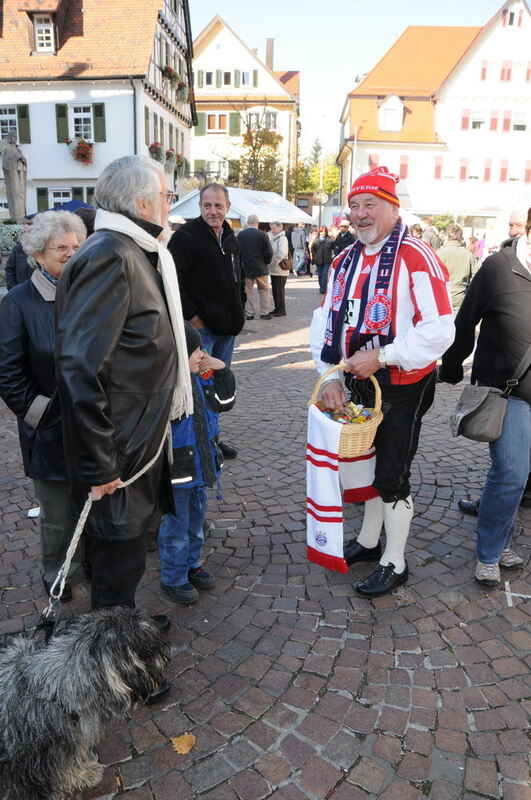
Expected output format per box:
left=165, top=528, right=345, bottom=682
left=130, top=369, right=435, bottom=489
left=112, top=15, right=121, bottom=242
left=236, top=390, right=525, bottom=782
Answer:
left=450, top=345, right=531, bottom=442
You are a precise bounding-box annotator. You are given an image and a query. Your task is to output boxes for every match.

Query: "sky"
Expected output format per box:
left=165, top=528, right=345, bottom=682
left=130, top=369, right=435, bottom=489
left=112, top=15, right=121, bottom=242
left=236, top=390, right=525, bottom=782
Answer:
left=191, top=0, right=505, bottom=159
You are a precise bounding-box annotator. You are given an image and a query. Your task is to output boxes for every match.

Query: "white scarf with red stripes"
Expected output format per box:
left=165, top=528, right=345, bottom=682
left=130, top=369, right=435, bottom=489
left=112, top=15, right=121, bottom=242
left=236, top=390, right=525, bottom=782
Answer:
left=306, top=404, right=376, bottom=573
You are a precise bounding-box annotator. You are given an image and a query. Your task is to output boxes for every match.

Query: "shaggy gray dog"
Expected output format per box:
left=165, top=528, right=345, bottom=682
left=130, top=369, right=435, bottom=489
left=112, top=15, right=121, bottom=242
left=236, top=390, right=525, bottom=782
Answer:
left=0, top=606, right=171, bottom=800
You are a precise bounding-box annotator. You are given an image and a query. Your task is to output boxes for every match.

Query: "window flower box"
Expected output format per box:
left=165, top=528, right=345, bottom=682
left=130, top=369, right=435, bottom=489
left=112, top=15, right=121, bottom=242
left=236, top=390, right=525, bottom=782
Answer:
left=149, top=142, right=164, bottom=163
left=165, top=148, right=176, bottom=173
left=162, top=65, right=179, bottom=88
left=65, top=137, right=93, bottom=165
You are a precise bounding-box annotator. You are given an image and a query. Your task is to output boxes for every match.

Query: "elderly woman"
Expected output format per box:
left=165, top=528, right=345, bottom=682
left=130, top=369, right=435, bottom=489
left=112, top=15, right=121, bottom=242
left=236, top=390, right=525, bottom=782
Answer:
left=0, top=210, right=86, bottom=600
left=268, top=221, right=289, bottom=316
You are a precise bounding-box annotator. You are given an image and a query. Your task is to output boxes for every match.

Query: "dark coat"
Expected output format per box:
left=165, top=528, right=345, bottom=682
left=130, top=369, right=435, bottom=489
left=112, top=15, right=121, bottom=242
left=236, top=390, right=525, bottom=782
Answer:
left=332, top=230, right=356, bottom=257
left=311, top=235, right=334, bottom=266
left=168, top=216, right=245, bottom=336
left=237, top=226, right=273, bottom=278
left=0, top=271, right=65, bottom=480
left=5, top=241, right=33, bottom=290
left=440, top=238, right=531, bottom=403
left=55, top=227, right=178, bottom=540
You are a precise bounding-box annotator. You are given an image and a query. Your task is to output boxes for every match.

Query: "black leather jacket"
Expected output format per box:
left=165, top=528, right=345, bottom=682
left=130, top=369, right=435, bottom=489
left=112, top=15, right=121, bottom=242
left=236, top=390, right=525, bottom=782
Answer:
left=5, top=242, right=33, bottom=291
left=0, top=271, right=65, bottom=480
left=55, top=228, right=177, bottom=490
left=168, top=216, right=245, bottom=335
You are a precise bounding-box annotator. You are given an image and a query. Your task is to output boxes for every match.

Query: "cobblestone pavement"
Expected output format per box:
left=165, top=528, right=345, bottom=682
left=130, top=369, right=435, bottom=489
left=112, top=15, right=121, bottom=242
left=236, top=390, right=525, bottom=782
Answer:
left=1, top=274, right=530, bottom=800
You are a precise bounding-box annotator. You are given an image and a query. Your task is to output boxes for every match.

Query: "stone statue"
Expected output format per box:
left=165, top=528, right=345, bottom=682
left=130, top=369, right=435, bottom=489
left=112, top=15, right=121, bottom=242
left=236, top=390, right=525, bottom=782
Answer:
left=2, top=133, right=27, bottom=223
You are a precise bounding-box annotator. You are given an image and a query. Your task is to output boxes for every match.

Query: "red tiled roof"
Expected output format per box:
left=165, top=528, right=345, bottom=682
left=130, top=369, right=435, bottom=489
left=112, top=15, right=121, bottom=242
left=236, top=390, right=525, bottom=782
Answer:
left=1, top=0, right=162, bottom=80
left=273, top=70, right=299, bottom=99
left=352, top=25, right=481, bottom=97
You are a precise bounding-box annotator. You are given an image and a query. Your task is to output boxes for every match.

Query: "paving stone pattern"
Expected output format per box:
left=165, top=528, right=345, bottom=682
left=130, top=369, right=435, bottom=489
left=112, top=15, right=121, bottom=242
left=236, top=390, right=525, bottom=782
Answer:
left=1, top=275, right=530, bottom=799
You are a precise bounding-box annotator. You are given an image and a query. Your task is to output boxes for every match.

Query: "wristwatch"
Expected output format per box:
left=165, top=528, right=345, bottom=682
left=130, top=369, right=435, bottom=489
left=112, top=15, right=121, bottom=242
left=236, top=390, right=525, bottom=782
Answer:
left=377, top=347, right=387, bottom=369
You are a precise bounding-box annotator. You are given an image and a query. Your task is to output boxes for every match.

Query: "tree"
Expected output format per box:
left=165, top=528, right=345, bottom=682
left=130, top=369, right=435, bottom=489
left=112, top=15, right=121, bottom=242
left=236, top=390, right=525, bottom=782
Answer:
left=237, top=107, right=283, bottom=192
left=307, top=138, right=322, bottom=169
left=287, top=160, right=311, bottom=201
left=308, top=155, right=339, bottom=197
left=433, top=213, right=455, bottom=232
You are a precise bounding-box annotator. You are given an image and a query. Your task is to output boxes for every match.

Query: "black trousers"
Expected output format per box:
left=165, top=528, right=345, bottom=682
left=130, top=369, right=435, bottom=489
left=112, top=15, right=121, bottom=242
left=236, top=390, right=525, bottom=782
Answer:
left=347, top=371, right=436, bottom=503
left=271, top=274, right=287, bottom=314
left=87, top=533, right=147, bottom=609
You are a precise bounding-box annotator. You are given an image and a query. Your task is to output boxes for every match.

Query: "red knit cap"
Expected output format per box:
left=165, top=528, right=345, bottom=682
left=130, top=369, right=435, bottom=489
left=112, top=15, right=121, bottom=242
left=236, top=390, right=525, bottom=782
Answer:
left=347, top=166, right=400, bottom=207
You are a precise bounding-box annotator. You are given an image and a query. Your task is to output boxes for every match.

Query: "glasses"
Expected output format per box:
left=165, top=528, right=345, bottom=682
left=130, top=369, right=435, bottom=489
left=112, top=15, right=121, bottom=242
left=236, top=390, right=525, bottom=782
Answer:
left=45, top=244, right=80, bottom=255
left=160, top=191, right=176, bottom=205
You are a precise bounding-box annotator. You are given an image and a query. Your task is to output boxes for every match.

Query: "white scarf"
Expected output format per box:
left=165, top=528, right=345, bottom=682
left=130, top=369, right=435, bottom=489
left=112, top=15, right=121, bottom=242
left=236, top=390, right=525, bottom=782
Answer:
left=94, top=209, right=192, bottom=419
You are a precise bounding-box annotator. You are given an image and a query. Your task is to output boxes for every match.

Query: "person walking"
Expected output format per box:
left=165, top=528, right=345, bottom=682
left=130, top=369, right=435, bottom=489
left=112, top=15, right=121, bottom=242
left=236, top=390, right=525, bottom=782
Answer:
left=238, top=214, right=273, bottom=321
left=436, top=223, right=476, bottom=311
left=311, top=225, right=334, bottom=294
left=291, top=222, right=308, bottom=273
left=268, top=221, right=289, bottom=317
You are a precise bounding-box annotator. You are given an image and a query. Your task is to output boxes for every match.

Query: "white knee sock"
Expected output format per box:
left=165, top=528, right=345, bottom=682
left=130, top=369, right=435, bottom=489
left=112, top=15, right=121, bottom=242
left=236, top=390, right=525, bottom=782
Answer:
left=380, top=496, right=413, bottom=573
left=356, top=496, right=384, bottom=548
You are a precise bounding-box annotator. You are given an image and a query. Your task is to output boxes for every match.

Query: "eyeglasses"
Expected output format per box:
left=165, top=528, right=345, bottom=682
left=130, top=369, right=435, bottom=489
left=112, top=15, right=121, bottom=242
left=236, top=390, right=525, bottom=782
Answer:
left=160, top=191, right=176, bottom=205
left=45, top=244, right=80, bottom=255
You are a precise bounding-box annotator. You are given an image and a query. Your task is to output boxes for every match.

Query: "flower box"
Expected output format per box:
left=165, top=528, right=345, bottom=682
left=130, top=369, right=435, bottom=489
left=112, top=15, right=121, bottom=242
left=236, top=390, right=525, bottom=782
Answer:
left=66, top=137, right=93, bottom=165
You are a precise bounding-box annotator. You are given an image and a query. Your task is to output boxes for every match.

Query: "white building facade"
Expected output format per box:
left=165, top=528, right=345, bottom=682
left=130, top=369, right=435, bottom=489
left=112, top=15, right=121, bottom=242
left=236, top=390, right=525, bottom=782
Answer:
left=0, top=0, right=195, bottom=216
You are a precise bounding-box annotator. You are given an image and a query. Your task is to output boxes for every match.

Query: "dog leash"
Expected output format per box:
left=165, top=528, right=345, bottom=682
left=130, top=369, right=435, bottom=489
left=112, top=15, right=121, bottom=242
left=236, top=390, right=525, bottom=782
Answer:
left=39, top=428, right=170, bottom=629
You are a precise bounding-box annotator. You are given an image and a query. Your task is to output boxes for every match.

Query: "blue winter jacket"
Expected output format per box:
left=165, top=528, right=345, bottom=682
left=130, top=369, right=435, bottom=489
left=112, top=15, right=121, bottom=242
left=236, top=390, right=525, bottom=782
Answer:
left=169, top=366, right=236, bottom=489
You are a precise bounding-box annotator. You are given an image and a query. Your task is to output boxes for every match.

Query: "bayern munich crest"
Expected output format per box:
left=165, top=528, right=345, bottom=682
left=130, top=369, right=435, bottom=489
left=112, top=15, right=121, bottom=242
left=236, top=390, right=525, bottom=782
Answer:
left=315, top=531, right=328, bottom=547
left=364, top=293, right=392, bottom=331
left=331, top=274, right=346, bottom=306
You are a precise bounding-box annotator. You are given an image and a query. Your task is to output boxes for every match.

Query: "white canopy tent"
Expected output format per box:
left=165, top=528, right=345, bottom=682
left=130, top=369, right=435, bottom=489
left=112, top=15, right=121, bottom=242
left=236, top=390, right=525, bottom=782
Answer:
left=169, top=187, right=312, bottom=226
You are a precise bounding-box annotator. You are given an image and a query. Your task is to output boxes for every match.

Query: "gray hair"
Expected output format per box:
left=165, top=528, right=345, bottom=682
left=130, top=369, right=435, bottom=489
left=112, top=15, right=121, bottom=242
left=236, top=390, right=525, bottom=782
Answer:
left=21, top=210, right=87, bottom=269
left=270, top=221, right=282, bottom=230
left=199, top=182, right=230, bottom=203
left=247, top=214, right=259, bottom=226
left=94, top=155, right=165, bottom=217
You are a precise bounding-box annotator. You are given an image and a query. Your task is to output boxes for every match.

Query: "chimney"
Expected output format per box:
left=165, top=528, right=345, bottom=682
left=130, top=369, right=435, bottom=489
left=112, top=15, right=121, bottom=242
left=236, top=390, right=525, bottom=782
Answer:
left=266, top=38, right=274, bottom=70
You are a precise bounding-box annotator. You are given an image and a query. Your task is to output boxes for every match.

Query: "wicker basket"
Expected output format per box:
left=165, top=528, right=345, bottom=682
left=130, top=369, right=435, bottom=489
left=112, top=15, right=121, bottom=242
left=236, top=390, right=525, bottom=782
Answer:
left=309, top=363, right=383, bottom=458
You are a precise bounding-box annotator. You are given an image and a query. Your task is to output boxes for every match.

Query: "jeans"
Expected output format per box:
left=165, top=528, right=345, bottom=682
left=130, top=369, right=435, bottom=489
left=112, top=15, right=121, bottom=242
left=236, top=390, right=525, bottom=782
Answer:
left=198, top=326, right=235, bottom=367
left=158, top=486, right=207, bottom=586
left=293, top=248, right=306, bottom=271
left=477, top=394, right=531, bottom=564
left=317, top=263, right=330, bottom=292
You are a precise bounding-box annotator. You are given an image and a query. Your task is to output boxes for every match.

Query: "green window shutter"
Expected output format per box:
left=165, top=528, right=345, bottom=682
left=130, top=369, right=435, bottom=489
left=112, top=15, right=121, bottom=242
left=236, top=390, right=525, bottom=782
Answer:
left=72, top=187, right=84, bottom=202
left=194, top=159, right=205, bottom=174
left=144, top=107, right=150, bottom=146
left=228, top=159, right=239, bottom=182
left=252, top=70, right=258, bottom=87
left=92, top=103, right=106, bottom=142
left=55, top=104, right=68, bottom=142
left=234, top=70, right=240, bottom=88
left=160, top=119, right=165, bottom=147
left=169, top=123, right=173, bottom=150
left=195, top=113, right=206, bottom=136
left=229, top=113, right=241, bottom=136
left=86, top=186, right=95, bottom=205
left=154, top=113, right=159, bottom=142
left=17, top=105, right=31, bottom=143
left=196, top=70, right=203, bottom=88
left=215, top=70, right=222, bottom=88
left=36, top=188, right=48, bottom=211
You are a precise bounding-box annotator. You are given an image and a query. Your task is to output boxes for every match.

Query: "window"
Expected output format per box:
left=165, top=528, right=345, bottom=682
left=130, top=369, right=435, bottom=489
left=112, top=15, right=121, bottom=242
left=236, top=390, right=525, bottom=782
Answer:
left=71, top=106, right=93, bottom=140
left=49, top=189, right=72, bottom=207
left=264, top=112, right=277, bottom=129
left=500, top=159, right=509, bottom=182
left=500, top=61, right=512, bottom=82
left=34, top=14, right=55, bottom=52
left=461, top=109, right=470, bottom=130
left=459, top=158, right=468, bottom=181
left=246, top=112, right=276, bottom=130
left=241, top=71, right=251, bottom=86
left=399, top=155, right=408, bottom=180
left=207, top=113, right=227, bottom=133
left=490, top=111, right=499, bottom=131
left=205, top=160, right=228, bottom=179
left=513, top=113, right=527, bottom=131
left=434, top=157, right=443, bottom=180
left=0, top=107, right=17, bottom=139
left=484, top=159, right=491, bottom=182
left=205, top=71, right=213, bottom=86
left=525, top=161, right=531, bottom=183
left=223, top=71, right=232, bottom=86
left=503, top=111, right=512, bottom=131
left=247, top=113, right=259, bottom=129
left=378, top=96, right=403, bottom=132
left=471, top=112, right=486, bottom=130
left=480, top=60, right=488, bottom=81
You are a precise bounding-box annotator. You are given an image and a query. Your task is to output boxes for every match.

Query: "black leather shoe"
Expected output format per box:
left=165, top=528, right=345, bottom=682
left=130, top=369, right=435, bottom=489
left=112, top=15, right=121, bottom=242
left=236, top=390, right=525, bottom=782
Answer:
left=145, top=679, right=171, bottom=706
left=219, top=440, right=238, bottom=459
left=344, top=539, right=382, bottom=565
left=42, top=577, right=72, bottom=602
left=245, top=314, right=254, bottom=320
left=356, top=562, right=409, bottom=597
left=458, top=499, right=480, bottom=517
left=151, top=614, right=171, bottom=634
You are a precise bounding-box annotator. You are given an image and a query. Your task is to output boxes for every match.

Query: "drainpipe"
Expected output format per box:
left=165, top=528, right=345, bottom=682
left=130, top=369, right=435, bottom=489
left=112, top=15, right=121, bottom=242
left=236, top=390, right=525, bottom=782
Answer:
left=129, top=77, right=138, bottom=155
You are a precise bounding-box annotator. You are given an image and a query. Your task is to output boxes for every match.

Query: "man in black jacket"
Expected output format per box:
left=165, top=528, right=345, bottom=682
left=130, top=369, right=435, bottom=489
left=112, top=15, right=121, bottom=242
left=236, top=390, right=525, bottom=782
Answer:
left=439, top=232, right=531, bottom=586
left=238, top=214, right=273, bottom=320
left=332, top=219, right=356, bottom=257
left=168, top=183, right=245, bottom=458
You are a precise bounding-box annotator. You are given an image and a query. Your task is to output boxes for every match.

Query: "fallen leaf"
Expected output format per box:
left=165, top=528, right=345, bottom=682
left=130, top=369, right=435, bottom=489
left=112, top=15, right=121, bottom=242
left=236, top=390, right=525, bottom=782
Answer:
left=171, top=732, right=196, bottom=755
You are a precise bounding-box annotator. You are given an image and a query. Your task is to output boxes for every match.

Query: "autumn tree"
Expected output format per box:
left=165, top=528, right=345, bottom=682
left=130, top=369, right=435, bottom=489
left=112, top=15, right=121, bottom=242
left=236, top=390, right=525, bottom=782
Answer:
left=235, top=106, right=283, bottom=192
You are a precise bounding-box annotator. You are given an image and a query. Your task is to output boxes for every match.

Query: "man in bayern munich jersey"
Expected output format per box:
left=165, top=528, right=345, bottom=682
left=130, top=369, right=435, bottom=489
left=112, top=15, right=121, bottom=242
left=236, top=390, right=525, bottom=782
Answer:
left=310, top=167, right=454, bottom=597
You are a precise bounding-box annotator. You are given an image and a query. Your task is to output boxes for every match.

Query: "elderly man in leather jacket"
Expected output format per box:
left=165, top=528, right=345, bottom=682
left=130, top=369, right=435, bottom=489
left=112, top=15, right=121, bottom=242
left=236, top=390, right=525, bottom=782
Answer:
left=55, top=156, right=190, bottom=637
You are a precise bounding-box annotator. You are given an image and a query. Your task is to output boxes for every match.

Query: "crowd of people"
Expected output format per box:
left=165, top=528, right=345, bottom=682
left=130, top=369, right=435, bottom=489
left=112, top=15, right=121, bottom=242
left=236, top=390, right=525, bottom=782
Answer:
left=0, top=158, right=529, bottom=702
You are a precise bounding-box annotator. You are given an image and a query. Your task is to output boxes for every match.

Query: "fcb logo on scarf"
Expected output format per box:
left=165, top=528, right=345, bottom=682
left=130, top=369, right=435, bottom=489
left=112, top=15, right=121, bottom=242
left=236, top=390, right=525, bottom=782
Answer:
left=364, top=293, right=392, bottom=331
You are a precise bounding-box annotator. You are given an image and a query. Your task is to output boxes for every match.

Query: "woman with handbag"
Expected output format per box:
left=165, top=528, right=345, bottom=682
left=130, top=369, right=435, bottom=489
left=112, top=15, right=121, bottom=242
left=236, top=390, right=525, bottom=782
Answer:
left=439, top=210, right=531, bottom=585
left=268, top=221, right=289, bottom=317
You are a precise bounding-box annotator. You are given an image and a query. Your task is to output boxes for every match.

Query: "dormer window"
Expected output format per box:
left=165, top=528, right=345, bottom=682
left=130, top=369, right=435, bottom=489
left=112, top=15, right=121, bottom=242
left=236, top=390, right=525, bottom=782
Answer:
left=378, top=95, right=404, bottom=133
left=34, top=14, right=55, bottom=53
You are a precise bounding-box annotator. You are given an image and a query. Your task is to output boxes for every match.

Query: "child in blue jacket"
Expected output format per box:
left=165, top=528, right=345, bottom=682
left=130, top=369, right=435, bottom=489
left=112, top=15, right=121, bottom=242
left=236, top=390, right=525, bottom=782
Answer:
left=158, top=323, right=236, bottom=604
